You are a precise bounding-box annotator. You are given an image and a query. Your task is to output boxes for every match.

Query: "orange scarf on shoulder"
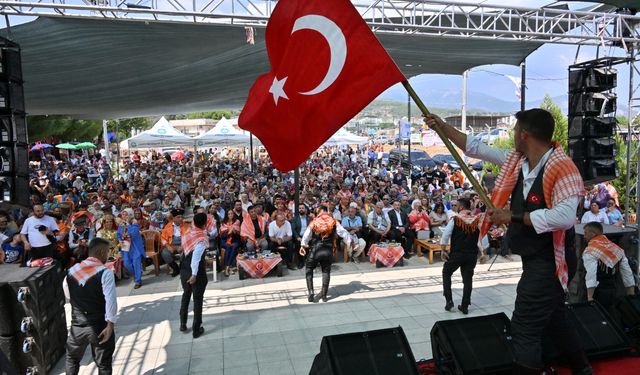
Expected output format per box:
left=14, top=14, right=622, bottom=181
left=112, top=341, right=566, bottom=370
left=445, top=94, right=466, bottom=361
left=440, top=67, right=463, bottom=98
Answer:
left=311, top=212, right=336, bottom=240
left=584, top=234, right=624, bottom=269
left=182, top=227, right=209, bottom=256
left=479, top=143, right=584, bottom=290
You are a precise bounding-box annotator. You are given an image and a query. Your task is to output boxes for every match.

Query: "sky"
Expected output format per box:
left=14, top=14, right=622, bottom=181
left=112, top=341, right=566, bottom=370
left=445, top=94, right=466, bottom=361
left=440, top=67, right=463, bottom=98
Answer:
left=0, top=0, right=636, bottom=116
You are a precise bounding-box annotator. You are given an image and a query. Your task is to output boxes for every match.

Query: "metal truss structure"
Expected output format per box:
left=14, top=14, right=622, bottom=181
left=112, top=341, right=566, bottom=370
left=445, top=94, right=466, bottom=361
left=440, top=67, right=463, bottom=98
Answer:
left=0, top=0, right=638, bottom=46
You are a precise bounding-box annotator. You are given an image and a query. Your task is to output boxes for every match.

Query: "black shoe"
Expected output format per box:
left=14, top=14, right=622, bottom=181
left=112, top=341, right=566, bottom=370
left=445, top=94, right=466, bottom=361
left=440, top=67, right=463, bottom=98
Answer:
left=170, top=263, right=180, bottom=277
left=308, top=294, right=314, bottom=303
left=179, top=324, right=187, bottom=332
left=445, top=301, right=454, bottom=311
left=287, top=264, right=297, bottom=271
left=458, top=305, right=469, bottom=315
left=193, top=326, right=204, bottom=338
left=321, top=294, right=328, bottom=302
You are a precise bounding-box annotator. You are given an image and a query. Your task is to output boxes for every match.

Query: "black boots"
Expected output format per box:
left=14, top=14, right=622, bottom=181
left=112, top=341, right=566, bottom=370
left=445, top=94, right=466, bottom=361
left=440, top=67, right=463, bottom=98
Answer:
left=320, top=272, right=330, bottom=302
left=458, top=304, right=469, bottom=315
left=170, top=262, right=180, bottom=277
left=306, top=274, right=315, bottom=303
left=445, top=301, right=454, bottom=311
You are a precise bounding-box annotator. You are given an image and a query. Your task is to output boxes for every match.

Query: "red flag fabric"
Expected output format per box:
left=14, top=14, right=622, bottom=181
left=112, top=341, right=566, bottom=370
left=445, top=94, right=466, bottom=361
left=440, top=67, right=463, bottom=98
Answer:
left=238, top=0, right=405, bottom=171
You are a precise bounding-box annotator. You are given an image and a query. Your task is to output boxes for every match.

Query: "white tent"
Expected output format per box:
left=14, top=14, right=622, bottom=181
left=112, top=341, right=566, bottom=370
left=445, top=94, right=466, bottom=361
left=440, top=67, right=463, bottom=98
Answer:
left=194, top=117, right=260, bottom=147
left=124, top=117, right=194, bottom=148
left=324, top=128, right=369, bottom=146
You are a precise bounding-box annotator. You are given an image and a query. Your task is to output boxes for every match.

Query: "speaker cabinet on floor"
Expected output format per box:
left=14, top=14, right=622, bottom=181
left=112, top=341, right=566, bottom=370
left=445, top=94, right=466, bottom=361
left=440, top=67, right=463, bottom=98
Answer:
left=567, top=301, right=630, bottom=359
left=430, top=313, right=514, bottom=375
left=309, top=326, right=418, bottom=375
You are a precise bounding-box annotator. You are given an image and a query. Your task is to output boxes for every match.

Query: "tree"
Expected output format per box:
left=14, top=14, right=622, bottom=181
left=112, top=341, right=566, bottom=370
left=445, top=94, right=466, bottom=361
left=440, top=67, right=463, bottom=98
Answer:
left=27, top=115, right=102, bottom=142
left=611, top=134, right=638, bottom=213
left=186, top=111, right=232, bottom=120
left=107, top=117, right=152, bottom=140
left=482, top=95, right=568, bottom=175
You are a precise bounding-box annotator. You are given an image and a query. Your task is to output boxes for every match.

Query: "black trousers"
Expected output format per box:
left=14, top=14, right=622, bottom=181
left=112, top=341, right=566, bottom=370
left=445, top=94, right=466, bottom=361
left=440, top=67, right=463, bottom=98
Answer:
left=65, top=324, right=115, bottom=375
left=180, top=271, right=208, bottom=331
left=29, top=243, right=54, bottom=260
left=271, top=240, right=294, bottom=264
left=511, top=256, right=587, bottom=370
left=442, top=252, right=477, bottom=306
left=305, top=247, right=332, bottom=295
left=388, top=228, right=415, bottom=255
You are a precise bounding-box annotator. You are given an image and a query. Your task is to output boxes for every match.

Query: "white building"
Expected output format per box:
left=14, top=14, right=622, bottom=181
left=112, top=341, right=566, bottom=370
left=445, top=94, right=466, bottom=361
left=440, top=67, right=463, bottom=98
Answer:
left=170, top=119, right=217, bottom=137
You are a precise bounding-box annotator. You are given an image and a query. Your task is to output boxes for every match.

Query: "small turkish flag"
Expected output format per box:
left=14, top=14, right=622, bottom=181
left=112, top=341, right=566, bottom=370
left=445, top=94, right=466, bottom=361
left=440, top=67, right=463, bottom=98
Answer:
left=238, top=0, right=405, bottom=171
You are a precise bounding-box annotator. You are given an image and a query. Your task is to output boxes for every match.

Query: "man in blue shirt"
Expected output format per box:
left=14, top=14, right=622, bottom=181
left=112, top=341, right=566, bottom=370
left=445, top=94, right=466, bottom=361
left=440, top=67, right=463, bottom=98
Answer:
left=342, top=204, right=366, bottom=263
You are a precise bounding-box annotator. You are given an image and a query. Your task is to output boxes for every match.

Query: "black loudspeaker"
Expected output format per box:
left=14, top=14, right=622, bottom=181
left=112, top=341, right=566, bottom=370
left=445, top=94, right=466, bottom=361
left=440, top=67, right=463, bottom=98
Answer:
left=567, top=301, right=630, bottom=358
left=569, top=67, right=617, bottom=93
left=309, top=326, right=418, bottom=375
left=0, top=37, right=28, bottom=207
left=569, top=92, right=617, bottom=116
left=430, top=313, right=513, bottom=375
left=568, top=117, right=617, bottom=139
left=0, top=265, right=67, bottom=374
left=616, top=295, right=640, bottom=345
left=573, top=159, right=618, bottom=185
left=569, top=138, right=616, bottom=159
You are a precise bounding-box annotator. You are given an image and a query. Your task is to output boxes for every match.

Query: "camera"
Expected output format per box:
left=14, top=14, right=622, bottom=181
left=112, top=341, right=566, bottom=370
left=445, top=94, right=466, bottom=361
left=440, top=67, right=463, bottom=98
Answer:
left=37, top=225, right=47, bottom=232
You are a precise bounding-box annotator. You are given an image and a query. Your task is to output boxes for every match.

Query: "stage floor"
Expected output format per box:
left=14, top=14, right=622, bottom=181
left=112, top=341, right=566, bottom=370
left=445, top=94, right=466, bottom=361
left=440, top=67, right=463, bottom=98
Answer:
left=50, top=255, right=522, bottom=375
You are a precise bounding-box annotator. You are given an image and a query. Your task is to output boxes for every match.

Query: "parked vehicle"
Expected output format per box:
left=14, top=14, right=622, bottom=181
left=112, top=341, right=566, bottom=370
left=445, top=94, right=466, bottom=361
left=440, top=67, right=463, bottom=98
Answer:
left=432, top=154, right=460, bottom=170
left=388, top=148, right=436, bottom=170
left=486, top=128, right=509, bottom=145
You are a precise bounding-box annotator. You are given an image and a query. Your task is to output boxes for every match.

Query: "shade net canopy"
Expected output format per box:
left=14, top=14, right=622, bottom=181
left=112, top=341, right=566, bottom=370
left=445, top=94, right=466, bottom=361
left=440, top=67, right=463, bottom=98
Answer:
left=2, top=17, right=545, bottom=119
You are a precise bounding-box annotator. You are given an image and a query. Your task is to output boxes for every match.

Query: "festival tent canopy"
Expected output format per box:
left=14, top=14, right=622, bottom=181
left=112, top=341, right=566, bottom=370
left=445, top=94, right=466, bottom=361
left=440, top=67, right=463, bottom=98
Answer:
left=194, top=118, right=259, bottom=147
left=2, top=17, right=550, bottom=118
left=124, top=117, right=194, bottom=148
left=324, top=128, right=369, bottom=146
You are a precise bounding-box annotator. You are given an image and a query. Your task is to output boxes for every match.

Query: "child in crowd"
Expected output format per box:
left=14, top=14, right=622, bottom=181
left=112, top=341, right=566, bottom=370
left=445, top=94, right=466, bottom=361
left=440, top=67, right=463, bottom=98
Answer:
left=0, top=233, right=24, bottom=264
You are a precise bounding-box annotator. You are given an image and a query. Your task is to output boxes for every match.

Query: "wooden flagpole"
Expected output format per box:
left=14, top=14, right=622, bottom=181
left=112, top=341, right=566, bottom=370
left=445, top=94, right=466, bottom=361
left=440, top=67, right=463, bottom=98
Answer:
left=401, top=80, right=494, bottom=209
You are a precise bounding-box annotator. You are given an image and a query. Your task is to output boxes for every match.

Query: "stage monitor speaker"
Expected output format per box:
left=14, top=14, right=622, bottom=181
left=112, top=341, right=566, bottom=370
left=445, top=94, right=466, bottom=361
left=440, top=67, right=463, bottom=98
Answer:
left=569, top=92, right=617, bottom=116
left=573, top=159, right=617, bottom=185
left=616, top=295, right=640, bottom=335
left=568, top=117, right=617, bottom=139
left=568, top=138, right=616, bottom=159
left=569, top=67, right=617, bottom=93
left=309, top=326, right=418, bottom=375
left=567, top=301, right=630, bottom=358
left=430, top=313, right=513, bottom=375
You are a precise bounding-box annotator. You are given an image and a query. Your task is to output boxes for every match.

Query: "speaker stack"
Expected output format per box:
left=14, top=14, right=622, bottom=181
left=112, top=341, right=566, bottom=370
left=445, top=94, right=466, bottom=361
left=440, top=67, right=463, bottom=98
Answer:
left=568, top=59, right=618, bottom=184
left=0, top=265, right=67, bottom=375
left=0, top=37, right=28, bottom=207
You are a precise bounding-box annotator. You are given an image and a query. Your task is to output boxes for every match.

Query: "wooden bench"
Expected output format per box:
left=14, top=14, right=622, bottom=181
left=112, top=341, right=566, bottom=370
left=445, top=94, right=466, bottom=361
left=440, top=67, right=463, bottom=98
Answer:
left=415, top=239, right=449, bottom=264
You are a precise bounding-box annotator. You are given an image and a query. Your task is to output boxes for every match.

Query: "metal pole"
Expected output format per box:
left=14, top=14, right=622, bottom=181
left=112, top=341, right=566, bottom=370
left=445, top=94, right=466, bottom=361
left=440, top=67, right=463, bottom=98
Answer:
left=520, top=61, right=526, bottom=111
left=402, top=80, right=493, bottom=208
left=462, top=70, right=468, bottom=134
left=249, top=134, right=254, bottom=172
left=625, top=49, right=635, bottom=224
left=115, top=121, right=120, bottom=177
left=407, top=91, right=412, bottom=165
left=102, top=120, right=109, bottom=163
left=294, top=167, right=300, bottom=217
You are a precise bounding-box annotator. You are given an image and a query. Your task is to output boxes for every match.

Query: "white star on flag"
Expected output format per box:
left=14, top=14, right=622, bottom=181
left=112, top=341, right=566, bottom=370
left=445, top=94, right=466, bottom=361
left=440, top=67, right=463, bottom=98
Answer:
left=269, top=76, right=289, bottom=105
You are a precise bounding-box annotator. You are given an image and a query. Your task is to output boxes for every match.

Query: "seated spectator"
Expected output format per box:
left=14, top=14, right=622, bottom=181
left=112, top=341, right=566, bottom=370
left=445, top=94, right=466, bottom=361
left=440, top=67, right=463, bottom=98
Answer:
left=0, top=234, right=24, bottom=264
left=429, top=204, right=446, bottom=237
left=387, top=200, right=415, bottom=258
left=241, top=206, right=268, bottom=255
left=409, top=199, right=430, bottom=240
left=220, top=210, right=241, bottom=277
left=269, top=213, right=295, bottom=270
left=605, top=199, right=623, bottom=227
left=367, top=202, right=390, bottom=245
left=581, top=202, right=610, bottom=225
left=342, top=204, right=366, bottom=263
left=161, top=209, right=190, bottom=277
left=68, top=216, right=94, bottom=264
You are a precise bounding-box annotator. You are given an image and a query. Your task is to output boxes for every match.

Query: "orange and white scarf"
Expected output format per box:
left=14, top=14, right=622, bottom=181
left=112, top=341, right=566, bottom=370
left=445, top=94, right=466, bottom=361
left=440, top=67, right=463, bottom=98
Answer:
left=182, top=227, right=209, bottom=256
left=454, top=210, right=480, bottom=234
left=68, top=257, right=105, bottom=286
left=240, top=213, right=267, bottom=244
left=584, top=234, right=624, bottom=269
left=479, top=143, right=584, bottom=290
left=221, top=220, right=241, bottom=245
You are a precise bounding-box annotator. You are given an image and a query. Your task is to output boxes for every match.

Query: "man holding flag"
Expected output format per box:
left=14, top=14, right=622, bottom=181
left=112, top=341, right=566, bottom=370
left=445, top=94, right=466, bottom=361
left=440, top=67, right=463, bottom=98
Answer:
left=424, top=110, right=591, bottom=374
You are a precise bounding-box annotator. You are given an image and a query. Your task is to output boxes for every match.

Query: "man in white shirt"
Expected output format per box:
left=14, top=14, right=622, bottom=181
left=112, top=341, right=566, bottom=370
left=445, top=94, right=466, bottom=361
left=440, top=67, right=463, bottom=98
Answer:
left=425, top=109, right=590, bottom=374
left=269, top=213, right=295, bottom=270
left=581, top=201, right=610, bottom=225
left=64, top=238, right=117, bottom=374
left=21, top=204, right=60, bottom=260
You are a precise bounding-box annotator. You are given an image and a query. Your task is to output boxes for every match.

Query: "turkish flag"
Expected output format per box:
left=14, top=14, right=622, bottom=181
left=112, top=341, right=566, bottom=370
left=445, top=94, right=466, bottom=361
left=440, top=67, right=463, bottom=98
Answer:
left=238, top=0, right=405, bottom=171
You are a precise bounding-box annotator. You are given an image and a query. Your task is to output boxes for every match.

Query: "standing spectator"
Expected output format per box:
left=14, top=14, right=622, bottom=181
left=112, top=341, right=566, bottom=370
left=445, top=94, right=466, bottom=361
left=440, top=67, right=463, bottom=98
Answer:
left=117, top=210, right=145, bottom=289
left=63, top=238, right=117, bottom=375
left=481, top=167, right=496, bottom=193
left=21, top=204, right=59, bottom=260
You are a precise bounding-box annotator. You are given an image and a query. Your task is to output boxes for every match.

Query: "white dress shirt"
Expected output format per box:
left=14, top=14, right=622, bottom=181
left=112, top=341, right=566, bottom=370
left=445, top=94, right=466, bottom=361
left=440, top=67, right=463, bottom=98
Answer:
left=190, top=242, right=207, bottom=277
left=63, top=270, right=118, bottom=324
left=465, top=136, right=579, bottom=233
left=582, top=251, right=635, bottom=289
